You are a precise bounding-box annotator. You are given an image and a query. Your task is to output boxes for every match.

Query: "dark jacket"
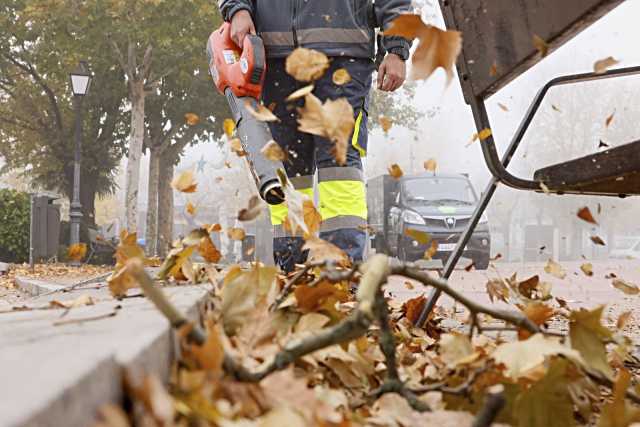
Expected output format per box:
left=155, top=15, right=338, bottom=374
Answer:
left=218, top=0, right=411, bottom=60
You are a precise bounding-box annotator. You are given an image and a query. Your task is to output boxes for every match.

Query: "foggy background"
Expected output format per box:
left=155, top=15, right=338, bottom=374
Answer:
left=2, top=0, right=639, bottom=263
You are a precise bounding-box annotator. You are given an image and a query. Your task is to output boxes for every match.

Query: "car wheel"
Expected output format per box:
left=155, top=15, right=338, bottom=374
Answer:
left=474, top=254, right=490, bottom=270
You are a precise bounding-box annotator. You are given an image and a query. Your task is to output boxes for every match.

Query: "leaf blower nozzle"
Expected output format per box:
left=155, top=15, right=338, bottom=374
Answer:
left=207, top=23, right=286, bottom=206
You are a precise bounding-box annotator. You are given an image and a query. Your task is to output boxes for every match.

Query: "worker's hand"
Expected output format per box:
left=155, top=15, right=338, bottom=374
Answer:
left=377, top=53, right=406, bottom=92
left=230, top=10, right=256, bottom=47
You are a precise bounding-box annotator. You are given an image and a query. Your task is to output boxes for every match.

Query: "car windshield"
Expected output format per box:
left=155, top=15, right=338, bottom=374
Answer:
left=403, top=177, right=476, bottom=205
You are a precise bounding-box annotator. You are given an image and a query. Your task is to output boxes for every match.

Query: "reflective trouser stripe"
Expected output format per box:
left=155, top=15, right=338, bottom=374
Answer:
left=318, top=166, right=367, bottom=233
left=261, top=28, right=370, bottom=47
left=352, top=110, right=366, bottom=157
left=269, top=175, right=313, bottom=228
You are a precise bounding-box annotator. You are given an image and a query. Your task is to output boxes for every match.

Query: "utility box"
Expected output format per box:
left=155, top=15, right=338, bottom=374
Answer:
left=30, top=195, right=61, bottom=261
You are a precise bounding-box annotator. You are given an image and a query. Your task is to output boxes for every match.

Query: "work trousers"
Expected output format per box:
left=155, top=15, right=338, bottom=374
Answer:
left=263, top=57, right=374, bottom=272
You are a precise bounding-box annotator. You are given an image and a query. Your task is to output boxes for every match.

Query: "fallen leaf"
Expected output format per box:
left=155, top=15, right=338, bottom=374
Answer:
left=590, top=235, right=606, bottom=246
left=497, top=102, right=509, bottom=112
left=617, top=311, right=632, bottom=329
left=551, top=104, right=561, bottom=112
left=185, top=113, right=200, bottom=126
left=439, top=333, right=474, bottom=367
left=570, top=306, right=613, bottom=378
left=244, top=100, right=279, bottom=122
left=598, top=369, right=640, bottom=427
left=285, top=84, right=314, bottom=102
left=50, top=294, right=95, bottom=309
left=198, top=234, right=222, bottom=264
left=518, top=275, right=543, bottom=299
left=108, top=231, right=146, bottom=297
left=228, top=228, right=246, bottom=241
left=285, top=48, right=330, bottom=82
left=379, top=116, right=393, bottom=133
left=229, top=138, right=246, bottom=156
left=533, top=34, right=549, bottom=57
left=223, top=118, right=235, bottom=138
left=544, top=259, right=566, bottom=279
left=492, top=333, right=582, bottom=379
left=519, top=302, right=554, bottom=340
left=297, top=93, right=354, bottom=165
left=593, top=56, right=619, bottom=74
left=67, top=243, right=87, bottom=262
left=388, top=163, right=403, bottom=179
left=295, top=282, right=348, bottom=314
left=186, top=202, right=196, bottom=216
left=404, top=281, right=414, bottom=290
left=580, top=263, right=593, bottom=277
left=577, top=206, right=598, bottom=225
left=157, top=245, right=197, bottom=281
left=611, top=278, right=639, bottom=295
left=171, top=170, right=198, bottom=193
left=182, top=321, right=224, bottom=374
left=423, top=158, right=437, bottom=172
left=261, top=140, right=287, bottom=161
left=486, top=278, right=509, bottom=303
left=302, top=237, right=349, bottom=265
left=332, top=68, right=351, bottom=85
left=605, top=111, right=615, bottom=128
left=237, top=195, right=263, bottom=222
left=384, top=14, right=461, bottom=82
left=283, top=197, right=322, bottom=239
left=403, top=294, right=426, bottom=324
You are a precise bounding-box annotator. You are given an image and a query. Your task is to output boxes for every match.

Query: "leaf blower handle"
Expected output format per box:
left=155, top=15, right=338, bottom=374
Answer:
left=207, top=23, right=286, bottom=205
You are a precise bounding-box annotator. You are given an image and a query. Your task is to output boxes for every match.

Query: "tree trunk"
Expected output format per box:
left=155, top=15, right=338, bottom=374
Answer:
left=157, top=154, right=174, bottom=257
left=145, top=147, right=161, bottom=256
left=80, top=173, right=98, bottom=229
left=124, top=82, right=146, bottom=233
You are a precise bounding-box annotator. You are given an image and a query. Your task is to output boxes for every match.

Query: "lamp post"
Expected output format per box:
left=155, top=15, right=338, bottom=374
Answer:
left=69, top=61, right=92, bottom=246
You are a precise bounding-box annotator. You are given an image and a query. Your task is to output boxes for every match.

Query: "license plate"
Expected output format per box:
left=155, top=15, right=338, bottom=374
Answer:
left=438, top=243, right=456, bottom=251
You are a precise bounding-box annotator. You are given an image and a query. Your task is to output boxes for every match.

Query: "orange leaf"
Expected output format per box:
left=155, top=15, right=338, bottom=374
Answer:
left=67, top=243, right=87, bottom=262
left=171, top=170, right=198, bottom=193
left=403, top=294, right=426, bottom=324
left=184, top=113, right=200, bottom=126
left=576, top=206, right=598, bottom=225
left=388, top=163, right=403, bottom=179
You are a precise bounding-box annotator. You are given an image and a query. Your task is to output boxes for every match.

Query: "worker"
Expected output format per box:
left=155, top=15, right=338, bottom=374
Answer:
left=219, top=0, right=412, bottom=272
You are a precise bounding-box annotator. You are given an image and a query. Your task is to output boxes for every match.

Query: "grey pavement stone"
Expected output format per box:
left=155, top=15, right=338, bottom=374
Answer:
left=14, top=277, right=65, bottom=297
left=0, top=283, right=209, bottom=427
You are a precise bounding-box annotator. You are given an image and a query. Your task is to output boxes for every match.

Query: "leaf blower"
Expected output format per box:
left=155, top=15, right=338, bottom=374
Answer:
left=207, top=22, right=285, bottom=205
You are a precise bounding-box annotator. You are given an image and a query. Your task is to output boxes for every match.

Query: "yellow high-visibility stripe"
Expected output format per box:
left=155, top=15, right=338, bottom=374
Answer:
left=351, top=110, right=366, bottom=157
left=268, top=187, right=314, bottom=226
left=318, top=180, right=367, bottom=220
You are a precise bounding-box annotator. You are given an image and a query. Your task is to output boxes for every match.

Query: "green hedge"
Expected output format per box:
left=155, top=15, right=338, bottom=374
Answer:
left=0, top=189, right=30, bottom=263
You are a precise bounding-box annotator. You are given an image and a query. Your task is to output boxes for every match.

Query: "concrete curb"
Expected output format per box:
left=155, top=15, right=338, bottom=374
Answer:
left=0, top=281, right=209, bottom=427
left=14, top=276, right=65, bottom=296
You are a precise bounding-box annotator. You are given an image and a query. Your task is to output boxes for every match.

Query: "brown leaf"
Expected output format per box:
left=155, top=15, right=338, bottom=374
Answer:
left=157, top=244, right=197, bottom=281
left=297, top=93, right=354, bottom=165
left=532, top=34, right=549, bottom=57
left=388, top=163, right=403, bottom=179
left=486, top=278, right=509, bottom=303
left=294, top=282, right=348, bottom=314
left=229, top=138, right=246, bottom=156
left=489, top=61, right=498, bottom=77
left=605, top=111, right=615, bottom=128
left=580, top=263, right=594, bottom=277
left=228, top=228, right=246, bottom=241
left=611, top=278, right=639, bottom=295
left=50, top=294, right=95, bottom=309
left=237, top=195, right=263, bottom=222
left=285, top=48, right=330, bottom=82
left=497, top=102, right=509, bottom=112
left=403, top=294, right=426, bottom=324
left=379, top=116, right=393, bottom=133
left=577, top=206, right=598, bottom=225
left=223, top=118, right=235, bottom=138
left=171, top=170, right=197, bottom=193
left=182, top=321, right=224, bottom=374
left=244, top=101, right=279, bottom=122
left=302, top=237, right=349, bottom=265
left=285, top=84, right=314, bottom=102
left=593, top=56, right=619, bottom=74
left=424, top=240, right=438, bottom=260
left=67, top=243, right=87, bottom=262
left=598, top=369, right=640, bottom=427
left=404, top=228, right=431, bottom=245
left=384, top=14, right=461, bottom=82
left=260, top=140, right=287, bottom=162
left=283, top=197, right=322, bottom=239
left=198, top=234, right=222, bottom=264
left=551, top=104, right=561, bottom=112
left=184, top=113, right=200, bottom=126
left=518, top=275, right=541, bottom=298
left=186, top=202, right=196, bottom=216
left=423, top=158, right=437, bottom=172
left=570, top=306, right=613, bottom=378
left=332, top=68, right=351, bottom=85
left=590, top=235, right=606, bottom=246
left=519, top=302, right=554, bottom=340
left=617, top=311, right=632, bottom=329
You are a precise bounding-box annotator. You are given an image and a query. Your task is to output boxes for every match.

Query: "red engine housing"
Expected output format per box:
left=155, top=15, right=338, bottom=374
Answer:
left=207, top=22, right=266, bottom=99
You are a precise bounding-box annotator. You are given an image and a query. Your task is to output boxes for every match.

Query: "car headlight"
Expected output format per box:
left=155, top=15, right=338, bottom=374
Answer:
left=402, top=210, right=426, bottom=225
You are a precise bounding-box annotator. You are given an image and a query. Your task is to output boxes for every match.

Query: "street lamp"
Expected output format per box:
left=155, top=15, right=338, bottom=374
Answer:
left=68, top=61, right=92, bottom=247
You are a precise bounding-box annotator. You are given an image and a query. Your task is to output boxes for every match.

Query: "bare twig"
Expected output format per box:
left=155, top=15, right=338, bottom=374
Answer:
left=53, top=310, right=117, bottom=326
left=412, top=367, right=487, bottom=395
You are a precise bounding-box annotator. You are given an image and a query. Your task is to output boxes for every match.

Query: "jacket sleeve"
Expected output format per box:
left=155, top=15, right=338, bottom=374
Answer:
left=374, top=0, right=413, bottom=59
left=218, top=0, right=253, bottom=22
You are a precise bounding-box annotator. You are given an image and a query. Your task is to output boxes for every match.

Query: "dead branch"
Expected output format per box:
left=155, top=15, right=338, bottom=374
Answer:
left=52, top=310, right=118, bottom=326
left=412, top=367, right=487, bottom=395
left=472, top=387, right=505, bottom=427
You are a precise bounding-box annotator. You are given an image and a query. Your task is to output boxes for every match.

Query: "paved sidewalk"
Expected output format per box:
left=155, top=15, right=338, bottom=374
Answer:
left=0, top=275, right=208, bottom=427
